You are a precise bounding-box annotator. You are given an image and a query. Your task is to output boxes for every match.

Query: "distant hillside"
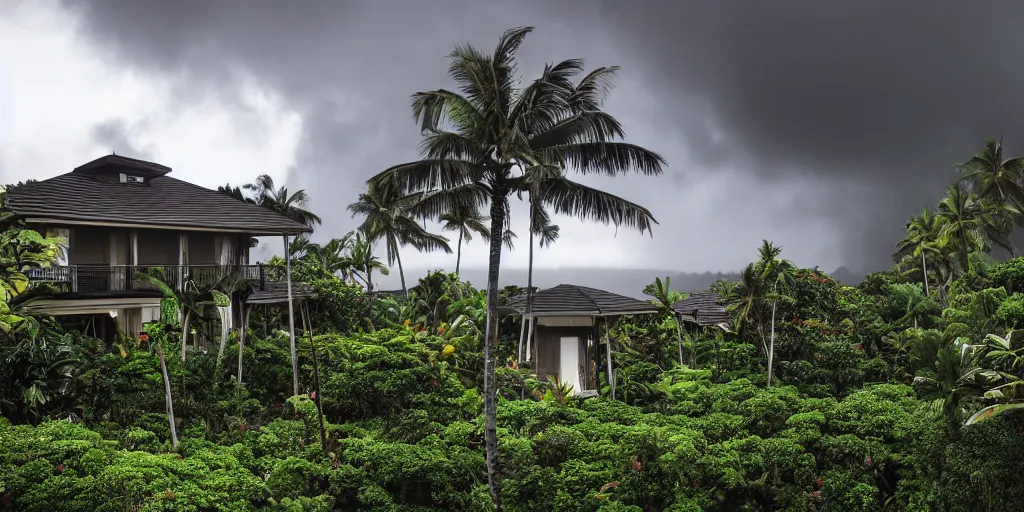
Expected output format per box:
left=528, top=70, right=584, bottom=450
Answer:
left=385, top=268, right=739, bottom=299
left=383, top=265, right=867, bottom=299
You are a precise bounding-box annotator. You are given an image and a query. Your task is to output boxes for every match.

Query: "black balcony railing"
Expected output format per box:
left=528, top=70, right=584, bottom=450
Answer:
left=25, top=264, right=287, bottom=295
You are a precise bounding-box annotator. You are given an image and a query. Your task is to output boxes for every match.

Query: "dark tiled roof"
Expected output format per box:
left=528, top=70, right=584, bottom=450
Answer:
left=245, top=281, right=316, bottom=305
left=671, top=291, right=731, bottom=326
left=507, top=284, right=659, bottom=317
left=6, top=155, right=311, bottom=236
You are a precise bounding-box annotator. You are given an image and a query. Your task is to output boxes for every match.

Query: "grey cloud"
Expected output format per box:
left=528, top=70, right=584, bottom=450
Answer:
left=52, top=0, right=1024, bottom=276
left=89, top=119, right=153, bottom=160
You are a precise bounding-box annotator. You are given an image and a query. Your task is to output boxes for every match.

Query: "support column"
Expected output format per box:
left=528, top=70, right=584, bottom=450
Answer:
left=284, top=235, right=299, bottom=397
left=603, top=318, right=615, bottom=400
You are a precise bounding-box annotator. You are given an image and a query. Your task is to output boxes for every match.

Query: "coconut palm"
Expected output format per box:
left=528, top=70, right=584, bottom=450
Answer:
left=301, top=234, right=356, bottom=278
left=216, top=184, right=251, bottom=203
left=244, top=174, right=322, bottom=230
left=438, top=202, right=490, bottom=274
left=347, top=232, right=389, bottom=292
left=957, top=137, right=1024, bottom=215
left=348, top=182, right=452, bottom=298
left=367, top=27, right=665, bottom=507
left=936, top=183, right=1018, bottom=271
left=756, top=240, right=796, bottom=387
left=516, top=171, right=562, bottom=362
left=894, top=208, right=944, bottom=296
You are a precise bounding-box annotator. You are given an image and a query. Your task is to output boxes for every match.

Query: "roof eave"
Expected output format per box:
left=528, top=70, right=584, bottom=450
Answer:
left=20, top=215, right=311, bottom=236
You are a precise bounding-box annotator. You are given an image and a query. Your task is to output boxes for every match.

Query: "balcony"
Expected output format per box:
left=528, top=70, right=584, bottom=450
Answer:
left=25, top=264, right=287, bottom=295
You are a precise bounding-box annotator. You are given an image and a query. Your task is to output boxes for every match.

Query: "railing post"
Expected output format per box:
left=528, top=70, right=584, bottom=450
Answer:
left=259, top=263, right=265, bottom=291
left=126, top=265, right=133, bottom=291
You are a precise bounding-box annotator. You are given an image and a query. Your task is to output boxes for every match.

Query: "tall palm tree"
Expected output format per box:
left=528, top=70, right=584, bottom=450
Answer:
left=244, top=174, right=322, bottom=230
left=895, top=208, right=945, bottom=296
left=516, top=183, right=560, bottom=363
left=368, top=27, right=665, bottom=507
left=957, top=137, right=1024, bottom=215
left=755, top=240, right=796, bottom=387
left=438, top=202, right=490, bottom=274
left=936, top=183, right=1018, bottom=271
left=348, top=182, right=452, bottom=298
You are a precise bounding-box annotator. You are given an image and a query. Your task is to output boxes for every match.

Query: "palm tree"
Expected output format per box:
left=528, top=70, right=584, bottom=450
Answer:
left=755, top=241, right=796, bottom=387
left=216, top=184, right=253, bottom=203
left=642, top=276, right=687, bottom=365
left=347, top=232, right=389, bottom=291
left=438, top=202, right=490, bottom=274
left=936, top=183, right=1018, bottom=271
left=301, top=234, right=356, bottom=278
left=895, top=208, right=944, bottom=296
left=348, top=231, right=390, bottom=319
left=517, top=174, right=561, bottom=362
left=368, top=27, right=665, bottom=508
left=348, top=182, right=452, bottom=298
left=244, top=174, right=322, bottom=230
left=957, top=137, right=1024, bottom=215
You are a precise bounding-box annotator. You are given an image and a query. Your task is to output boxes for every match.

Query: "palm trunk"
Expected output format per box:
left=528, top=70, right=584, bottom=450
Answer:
left=482, top=193, right=505, bottom=511
left=238, top=306, right=249, bottom=392
left=366, top=267, right=374, bottom=318
left=674, top=317, right=685, bottom=367
left=920, top=245, right=930, bottom=296
left=396, top=246, right=408, bottom=299
left=180, top=309, right=191, bottom=362
left=767, top=282, right=778, bottom=387
left=302, top=303, right=328, bottom=454
left=523, top=221, right=536, bottom=362
left=455, top=230, right=463, bottom=275
left=156, top=345, right=179, bottom=449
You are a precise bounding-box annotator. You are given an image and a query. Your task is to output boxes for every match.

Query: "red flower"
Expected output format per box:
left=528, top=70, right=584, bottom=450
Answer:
left=240, top=423, right=248, bottom=433
left=55, top=463, right=65, bottom=473
left=632, top=459, right=642, bottom=471
left=864, top=456, right=873, bottom=466
left=609, top=481, right=620, bottom=488
left=811, top=490, right=822, bottom=500
left=816, top=477, right=822, bottom=489
left=310, top=391, right=317, bottom=400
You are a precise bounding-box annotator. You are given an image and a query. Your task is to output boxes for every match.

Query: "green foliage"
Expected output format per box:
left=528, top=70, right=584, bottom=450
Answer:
left=995, top=292, right=1024, bottom=328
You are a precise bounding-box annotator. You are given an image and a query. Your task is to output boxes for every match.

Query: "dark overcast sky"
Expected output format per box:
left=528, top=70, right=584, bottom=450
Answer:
left=11, top=0, right=1024, bottom=275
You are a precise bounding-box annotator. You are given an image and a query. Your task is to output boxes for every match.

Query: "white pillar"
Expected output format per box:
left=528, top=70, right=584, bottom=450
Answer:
left=603, top=319, right=615, bottom=400
left=284, top=235, right=299, bottom=397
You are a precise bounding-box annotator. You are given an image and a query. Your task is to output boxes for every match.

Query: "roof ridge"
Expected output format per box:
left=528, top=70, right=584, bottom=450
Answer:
left=572, top=285, right=605, bottom=314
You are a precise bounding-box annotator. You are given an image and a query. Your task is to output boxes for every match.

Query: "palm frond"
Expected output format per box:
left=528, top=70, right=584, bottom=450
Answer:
left=537, top=142, right=666, bottom=176
left=368, top=159, right=483, bottom=195
left=539, top=178, right=658, bottom=235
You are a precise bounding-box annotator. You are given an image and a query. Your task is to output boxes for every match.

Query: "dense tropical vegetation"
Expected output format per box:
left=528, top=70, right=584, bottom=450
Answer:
left=7, top=27, right=1024, bottom=512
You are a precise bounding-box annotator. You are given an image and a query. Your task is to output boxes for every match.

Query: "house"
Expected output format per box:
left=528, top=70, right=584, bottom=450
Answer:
left=4, top=154, right=312, bottom=341
left=507, top=284, right=659, bottom=396
left=671, top=291, right=730, bottom=330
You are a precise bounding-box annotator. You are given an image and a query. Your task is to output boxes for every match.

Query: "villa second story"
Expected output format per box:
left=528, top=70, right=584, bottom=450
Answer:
left=4, top=154, right=311, bottom=295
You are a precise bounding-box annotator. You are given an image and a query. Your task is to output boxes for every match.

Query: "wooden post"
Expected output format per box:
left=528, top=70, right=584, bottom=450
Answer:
left=524, top=314, right=535, bottom=362
left=238, top=304, right=250, bottom=392
left=517, top=311, right=527, bottom=362
left=284, top=235, right=299, bottom=397
left=155, top=345, right=179, bottom=449
left=603, top=318, right=615, bottom=400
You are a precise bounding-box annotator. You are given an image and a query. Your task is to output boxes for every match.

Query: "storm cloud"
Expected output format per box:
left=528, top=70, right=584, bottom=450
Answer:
left=9, top=0, right=1024, bottom=278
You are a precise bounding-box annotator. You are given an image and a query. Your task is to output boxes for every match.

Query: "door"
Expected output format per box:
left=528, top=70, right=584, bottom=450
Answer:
left=559, top=336, right=581, bottom=393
